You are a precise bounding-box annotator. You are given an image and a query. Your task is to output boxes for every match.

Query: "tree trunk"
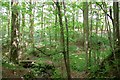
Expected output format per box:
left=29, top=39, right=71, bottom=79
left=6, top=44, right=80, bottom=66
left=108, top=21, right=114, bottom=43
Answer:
left=89, top=2, right=93, bottom=67
left=113, top=2, right=120, bottom=47
left=113, top=1, right=120, bottom=76
left=19, top=2, right=26, bottom=59
left=10, top=0, right=19, bottom=63
left=72, top=13, right=75, bottom=31
left=7, top=2, right=11, bottom=52
left=96, top=12, right=98, bottom=34
left=63, top=0, right=71, bottom=79
left=55, top=6, right=58, bottom=42
left=55, top=1, right=70, bottom=79
left=41, top=4, right=44, bottom=42
left=29, top=0, right=34, bottom=50
left=99, top=2, right=120, bottom=77
left=83, top=2, right=89, bottom=71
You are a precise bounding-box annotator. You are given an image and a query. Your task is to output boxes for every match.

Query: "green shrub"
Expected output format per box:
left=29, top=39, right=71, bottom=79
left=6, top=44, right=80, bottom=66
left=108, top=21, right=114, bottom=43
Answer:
left=30, top=61, right=55, bottom=78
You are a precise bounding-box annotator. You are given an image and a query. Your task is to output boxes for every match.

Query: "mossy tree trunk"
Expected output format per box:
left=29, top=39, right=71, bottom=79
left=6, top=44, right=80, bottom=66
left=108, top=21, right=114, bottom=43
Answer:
left=10, top=0, right=19, bottom=63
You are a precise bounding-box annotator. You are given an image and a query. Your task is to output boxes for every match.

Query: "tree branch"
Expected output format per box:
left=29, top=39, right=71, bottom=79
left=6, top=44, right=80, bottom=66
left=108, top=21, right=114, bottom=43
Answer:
left=96, top=2, right=113, bottom=22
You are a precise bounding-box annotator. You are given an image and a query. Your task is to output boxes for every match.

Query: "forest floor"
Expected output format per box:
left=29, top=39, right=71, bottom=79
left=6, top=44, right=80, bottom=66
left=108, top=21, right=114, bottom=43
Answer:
left=2, top=46, right=88, bottom=78
left=2, top=67, right=30, bottom=78
left=71, top=70, right=88, bottom=78
left=2, top=66, right=88, bottom=78
left=2, top=56, right=88, bottom=78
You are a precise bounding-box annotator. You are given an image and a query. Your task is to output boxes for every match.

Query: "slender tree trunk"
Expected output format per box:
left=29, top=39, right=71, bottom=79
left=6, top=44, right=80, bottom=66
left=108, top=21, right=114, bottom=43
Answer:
left=89, top=2, right=93, bottom=67
left=29, top=0, right=34, bottom=50
left=41, top=4, right=44, bottom=42
left=96, top=11, right=100, bottom=64
left=96, top=13, right=98, bottom=34
left=72, top=10, right=75, bottom=38
left=101, top=23, right=104, bottom=37
left=72, top=13, right=75, bottom=31
left=76, top=10, right=79, bottom=31
left=83, top=2, right=89, bottom=71
left=19, top=2, right=26, bottom=59
left=105, top=15, right=113, bottom=50
left=8, top=2, right=11, bottom=52
left=53, top=4, right=58, bottom=45
left=63, top=0, right=71, bottom=79
left=10, top=0, right=19, bottom=63
left=55, top=1, right=70, bottom=79
left=49, top=24, right=52, bottom=51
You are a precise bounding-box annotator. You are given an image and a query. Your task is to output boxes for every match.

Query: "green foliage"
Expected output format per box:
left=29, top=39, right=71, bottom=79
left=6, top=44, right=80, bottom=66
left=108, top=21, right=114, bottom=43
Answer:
left=52, top=53, right=63, bottom=61
left=69, top=45, right=78, bottom=52
left=70, top=53, right=86, bottom=71
left=26, top=47, right=34, bottom=55
left=2, top=37, right=9, bottom=47
left=100, top=49, right=111, bottom=59
left=30, top=60, right=55, bottom=78
left=52, top=69, right=63, bottom=78
left=68, top=30, right=81, bottom=42
left=23, top=72, right=35, bottom=80
left=2, top=59, right=24, bottom=70
left=1, top=1, right=118, bottom=78
left=105, top=63, right=111, bottom=72
left=89, top=65, right=99, bottom=73
left=90, top=33, right=109, bottom=45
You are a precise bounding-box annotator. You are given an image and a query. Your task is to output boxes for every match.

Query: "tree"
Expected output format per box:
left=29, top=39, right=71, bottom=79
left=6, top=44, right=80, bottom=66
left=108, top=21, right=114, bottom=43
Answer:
left=113, top=1, right=120, bottom=76
left=53, top=3, right=58, bottom=42
left=113, top=2, right=120, bottom=49
left=19, top=2, right=26, bottom=59
left=55, top=1, right=71, bottom=79
left=7, top=2, right=11, bottom=51
left=83, top=1, right=89, bottom=71
left=98, top=2, right=120, bottom=77
left=63, top=0, right=71, bottom=79
left=89, top=2, right=93, bottom=67
left=41, top=3, right=44, bottom=42
left=71, top=3, right=75, bottom=39
left=10, top=0, right=19, bottom=63
left=29, top=0, right=35, bottom=50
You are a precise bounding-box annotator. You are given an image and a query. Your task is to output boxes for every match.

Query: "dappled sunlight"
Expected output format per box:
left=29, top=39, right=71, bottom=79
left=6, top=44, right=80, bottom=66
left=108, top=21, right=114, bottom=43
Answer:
left=5, top=52, right=9, bottom=56
left=1, top=1, right=120, bottom=79
left=78, top=57, right=85, bottom=60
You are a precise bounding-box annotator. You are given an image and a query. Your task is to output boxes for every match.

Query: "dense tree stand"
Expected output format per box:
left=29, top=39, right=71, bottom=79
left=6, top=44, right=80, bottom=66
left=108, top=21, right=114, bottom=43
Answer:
left=1, top=1, right=120, bottom=79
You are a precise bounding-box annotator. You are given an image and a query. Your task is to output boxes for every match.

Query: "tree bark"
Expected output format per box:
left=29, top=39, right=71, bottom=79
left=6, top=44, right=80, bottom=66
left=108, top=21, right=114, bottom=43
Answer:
left=7, top=2, right=11, bottom=52
left=55, top=1, right=70, bottom=79
left=19, top=2, right=26, bottom=59
left=63, top=0, right=71, bottom=79
left=83, top=2, right=89, bottom=71
left=29, top=0, right=34, bottom=49
left=41, top=3, right=44, bottom=42
left=10, top=0, right=19, bottom=63
left=113, top=2, right=120, bottom=47
left=89, top=2, right=93, bottom=67
left=113, top=1, right=120, bottom=76
left=55, top=6, right=58, bottom=42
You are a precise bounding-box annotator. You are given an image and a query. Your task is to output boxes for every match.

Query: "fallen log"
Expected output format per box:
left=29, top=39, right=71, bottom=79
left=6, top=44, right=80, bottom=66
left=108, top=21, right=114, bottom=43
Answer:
left=19, top=60, right=36, bottom=68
